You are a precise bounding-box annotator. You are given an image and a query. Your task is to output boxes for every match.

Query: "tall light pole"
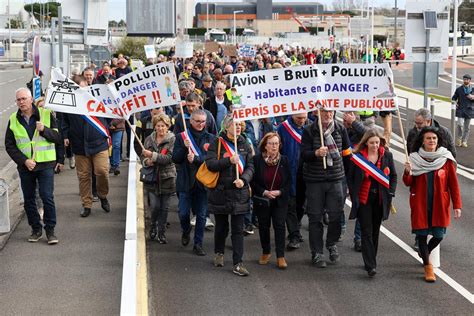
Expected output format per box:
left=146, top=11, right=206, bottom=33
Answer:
left=7, top=0, right=12, bottom=59
left=394, top=0, right=398, bottom=45
left=233, top=10, right=243, bottom=45
left=370, top=0, right=375, bottom=63
left=206, top=0, right=209, bottom=33
left=451, top=0, right=460, bottom=137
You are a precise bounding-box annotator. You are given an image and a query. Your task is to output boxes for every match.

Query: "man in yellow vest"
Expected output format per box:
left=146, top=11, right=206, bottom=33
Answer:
left=5, top=87, right=61, bottom=244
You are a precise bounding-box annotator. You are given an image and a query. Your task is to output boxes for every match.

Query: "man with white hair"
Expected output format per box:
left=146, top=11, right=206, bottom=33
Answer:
left=5, top=88, right=61, bottom=244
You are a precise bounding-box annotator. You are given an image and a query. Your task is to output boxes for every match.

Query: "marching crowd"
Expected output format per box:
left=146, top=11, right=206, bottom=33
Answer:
left=5, top=44, right=470, bottom=282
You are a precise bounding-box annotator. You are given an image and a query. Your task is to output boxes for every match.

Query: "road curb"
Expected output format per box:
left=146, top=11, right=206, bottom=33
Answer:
left=395, top=84, right=451, bottom=103
left=0, top=161, right=22, bottom=251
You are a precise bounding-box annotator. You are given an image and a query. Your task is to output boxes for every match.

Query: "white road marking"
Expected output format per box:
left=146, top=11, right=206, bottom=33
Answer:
left=0, top=82, right=5, bottom=86
left=8, top=79, right=16, bottom=83
left=345, top=199, right=473, bottom=304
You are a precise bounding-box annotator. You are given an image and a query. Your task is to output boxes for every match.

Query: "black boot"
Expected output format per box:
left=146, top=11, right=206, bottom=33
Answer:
left=100, top=198, right=111, bottom=213
left=81, top=208, right=91, bottom=217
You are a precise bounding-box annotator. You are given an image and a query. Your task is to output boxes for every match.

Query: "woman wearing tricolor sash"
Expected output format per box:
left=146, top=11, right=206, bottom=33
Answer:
left=205, top=114, right=255, bottom=277
left=403, top=127, right=462, bottom=283
left=348, top=129, right=397, bottom=277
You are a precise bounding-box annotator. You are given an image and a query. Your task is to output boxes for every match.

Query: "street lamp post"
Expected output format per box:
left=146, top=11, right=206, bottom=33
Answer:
left=451, top=0, right=459, bottom=137
left=206, top=0, right=209, bottom=33
left=233, top=10, right=243, bottom=45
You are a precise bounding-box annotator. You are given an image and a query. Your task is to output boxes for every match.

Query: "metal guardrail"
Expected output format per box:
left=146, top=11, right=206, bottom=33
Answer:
left=120, top=126, right=138, bottom=316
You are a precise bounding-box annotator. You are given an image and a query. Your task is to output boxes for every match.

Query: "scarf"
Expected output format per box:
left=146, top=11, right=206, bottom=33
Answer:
left=410, top=146, right=456, bottom=176
left=463, top=85, right=472, bottom=95
left=262, top=152, right=281, bottom=166
left=323, top=120, right=340, bottom=167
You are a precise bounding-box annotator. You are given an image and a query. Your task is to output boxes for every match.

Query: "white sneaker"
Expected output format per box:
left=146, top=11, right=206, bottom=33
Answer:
left=190, top=215, right=196, bottom=226
left=205, top=217, right=215, bottom=228
left=69, top=156, right=76, bottom=169
left=461, top=142, right=468, bottom=148
left=456, top=138, right=462, bottom=147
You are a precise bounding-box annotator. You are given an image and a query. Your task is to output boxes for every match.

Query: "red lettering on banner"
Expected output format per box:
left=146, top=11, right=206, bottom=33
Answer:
left=87, top=100, right=95, bottom=112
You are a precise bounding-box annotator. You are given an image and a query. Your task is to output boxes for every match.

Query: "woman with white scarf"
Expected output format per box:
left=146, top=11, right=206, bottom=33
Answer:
left=403, top=127, right=462, bottom=283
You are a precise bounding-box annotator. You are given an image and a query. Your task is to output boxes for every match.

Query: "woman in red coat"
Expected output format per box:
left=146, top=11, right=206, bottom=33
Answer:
left=403, top=127, right=462, bottom=283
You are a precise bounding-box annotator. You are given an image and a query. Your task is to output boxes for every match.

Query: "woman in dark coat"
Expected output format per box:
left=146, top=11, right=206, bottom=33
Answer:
left=141, top=114, right=176, bottom=244
left=251, top=132, right=290, bottom=269
left=403, top=127, right=462, bottom=282
left=348, top=129, right=397, bottom=277
left=205, top=114, right=254, bottom=276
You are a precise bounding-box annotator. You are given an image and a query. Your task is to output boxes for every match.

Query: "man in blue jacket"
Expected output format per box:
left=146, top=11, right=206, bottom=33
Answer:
left=172, top=109, right=216, bottom=256
left=277, top=112, right=308, bottom=250
left=62, top=75, right=111, bottom=217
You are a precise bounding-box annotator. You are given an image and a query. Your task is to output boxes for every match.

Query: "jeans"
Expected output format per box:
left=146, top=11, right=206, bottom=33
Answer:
left=358, top=192, right=383, bottom=270
left=19, top=168, right=56, bottom=231
left=110, top=131, right=123, bottom=169
left=214, top=214, right=245, bottom=265
left=256, top=200, right=287, bottom=258
left=306, top=181, right=344, bottom=255
left=149, top=192, right=171, bottom=232
left=178, top=187, right=207, bottom=246
left=456, top=117, right=471, bottom=142
left=354, top=220, right=362, bottom=242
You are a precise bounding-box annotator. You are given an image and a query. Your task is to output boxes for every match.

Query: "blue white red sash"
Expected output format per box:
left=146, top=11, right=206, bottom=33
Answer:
left=181, top=131, right=202, bottom=156
left=350, top=152, right=390, bottom=189
left=220, top=138, right=245, bottom=175
left=281, top=120, right=302, bottom=144
left=83, top=115, right=111, bottom=146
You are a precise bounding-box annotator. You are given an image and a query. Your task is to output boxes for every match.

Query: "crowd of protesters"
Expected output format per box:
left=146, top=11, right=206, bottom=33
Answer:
left=6, top=42, right=465, bottom=282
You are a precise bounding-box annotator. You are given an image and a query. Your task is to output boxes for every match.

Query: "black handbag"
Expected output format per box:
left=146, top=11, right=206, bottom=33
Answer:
left=139, top=165, right=156, bottom=184
left=252, top=158, right=281, bottom=211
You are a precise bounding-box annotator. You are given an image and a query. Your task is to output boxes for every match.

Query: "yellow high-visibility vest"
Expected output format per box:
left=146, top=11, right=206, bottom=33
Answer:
left=9, top=108, right=56, bottom=162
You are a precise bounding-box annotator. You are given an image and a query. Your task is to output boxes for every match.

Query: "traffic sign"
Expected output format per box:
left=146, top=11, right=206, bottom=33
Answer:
left=329, top=35, right=334, bottom=43
left=461, top=38, right=466, bottom=45
left=33, top=77, right=42, bottom=101
left=33, top=36, right=40, bottom=76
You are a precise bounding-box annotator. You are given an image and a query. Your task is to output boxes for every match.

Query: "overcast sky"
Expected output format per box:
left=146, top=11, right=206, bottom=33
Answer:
left=107, top=0, right=407, bottom=22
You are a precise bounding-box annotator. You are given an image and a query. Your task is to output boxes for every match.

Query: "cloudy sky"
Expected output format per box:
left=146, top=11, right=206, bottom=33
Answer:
left=107, top=0, right=407, bottom=22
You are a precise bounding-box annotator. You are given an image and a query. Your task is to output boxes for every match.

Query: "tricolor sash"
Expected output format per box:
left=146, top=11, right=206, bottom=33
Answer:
left=350, top=152, right=390, bottom=189
left=281, top=120, right=302, bottom=144
left=181, top=131, right=202, bottom=156
left=83, top=115, right=111, bottom=146
left=220, top=138, right=245, bottom=175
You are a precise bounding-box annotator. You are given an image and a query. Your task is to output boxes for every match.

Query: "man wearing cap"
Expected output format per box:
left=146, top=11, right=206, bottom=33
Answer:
left=300, top=109, right=351, bottom=268
left=452, top=74, right=474, bottom=147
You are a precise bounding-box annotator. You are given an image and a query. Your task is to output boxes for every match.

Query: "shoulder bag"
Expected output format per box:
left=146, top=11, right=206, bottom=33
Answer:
left=252, top=158, right=281, bottom=211
left=196, top=137, right=221, bottom=189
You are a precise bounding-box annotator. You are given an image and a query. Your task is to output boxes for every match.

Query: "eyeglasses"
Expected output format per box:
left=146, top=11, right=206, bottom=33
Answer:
left=16, top=97, right=29, bottom=102
left=267, top=142, right=280, bottom=146
left=192, top=119, right=206, bottom=124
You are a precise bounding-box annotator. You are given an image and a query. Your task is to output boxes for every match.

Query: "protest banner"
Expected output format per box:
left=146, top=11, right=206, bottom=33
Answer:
left=238, top=44, right=256, bottom=58
left=144, top=45, right=157, bottom=59
left=230, top=63, right=398, bottom=121
left=223, top=45, right=238, bottom=57
left=175, top=41, right=194, bottom=58
left=45, top=62, right=180, bottom=119
left=205, top=41, right=220, bottom=54
left=45, top=68, right=121, bottom=118
left=112, top=62, right=179, bottom=118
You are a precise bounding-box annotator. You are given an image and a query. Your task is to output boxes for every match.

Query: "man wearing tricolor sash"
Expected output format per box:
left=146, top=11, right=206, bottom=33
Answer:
left=61, top=75, right=112, bottom=218
left=277, top=113, right=308, bottom=250
left=172, top=109, right=215, bottom=256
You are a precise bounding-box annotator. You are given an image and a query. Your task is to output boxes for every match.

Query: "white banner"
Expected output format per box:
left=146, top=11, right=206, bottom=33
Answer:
left=230, top=63, right=398, bottom=121
left=45, top=68, right=121, bottom=118
left=111, top=62, right=180, bottom=118
left=175, top=41, right=194, bottom=58
left=45, top=62, right=180, bottom=119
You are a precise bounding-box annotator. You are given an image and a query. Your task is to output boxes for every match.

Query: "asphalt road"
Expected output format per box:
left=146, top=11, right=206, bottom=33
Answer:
left=391, top=60, right=474, bottom=98
left=147, top=152, right=473, bottom=314
left=0, top=165, right=128, bottom=314
left=0, top=68, right=32, bottom=171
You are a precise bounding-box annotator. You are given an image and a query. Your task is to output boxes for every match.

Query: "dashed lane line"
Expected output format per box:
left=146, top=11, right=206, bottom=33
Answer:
left=345, top=199, right=474, bottom=304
